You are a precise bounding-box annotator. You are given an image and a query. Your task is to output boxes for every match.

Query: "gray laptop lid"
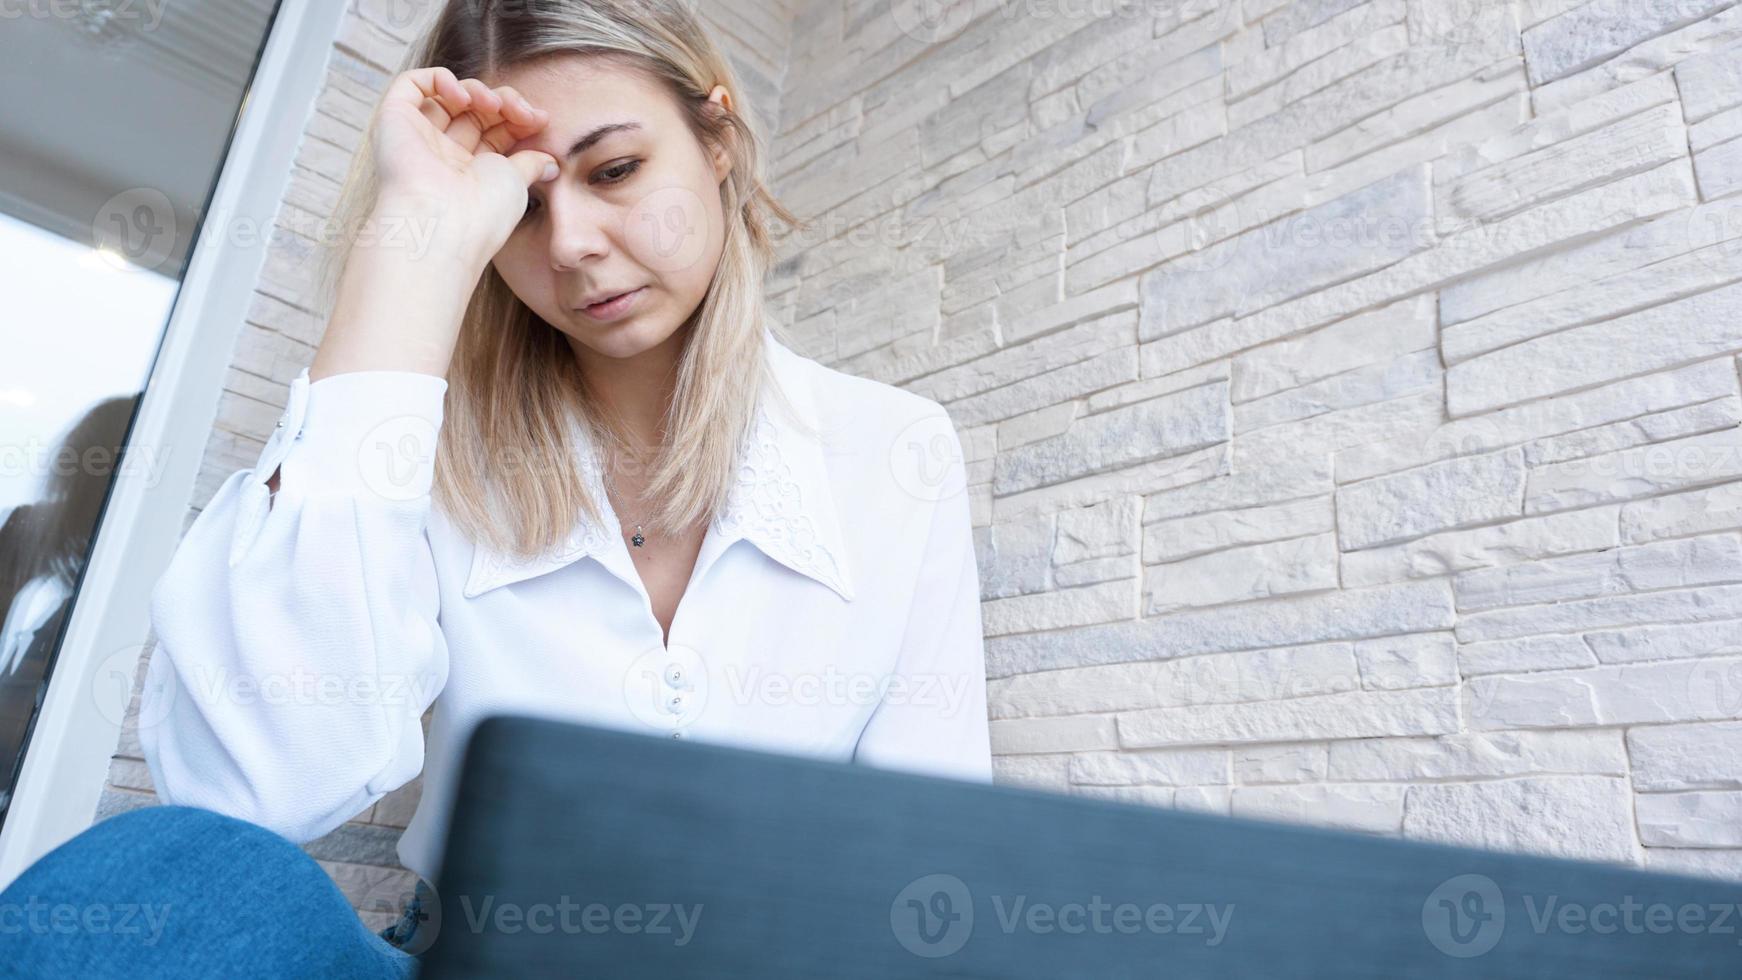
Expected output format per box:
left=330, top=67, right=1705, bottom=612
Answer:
left=419, top=715, right=1742, bottom=978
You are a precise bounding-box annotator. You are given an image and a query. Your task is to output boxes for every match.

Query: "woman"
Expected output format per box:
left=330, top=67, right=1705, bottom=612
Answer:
left=2, top=0, right=991, bottom=974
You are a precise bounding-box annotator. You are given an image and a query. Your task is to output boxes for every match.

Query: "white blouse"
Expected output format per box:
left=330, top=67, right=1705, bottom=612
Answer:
left=139, top=328, right=992, bottom=882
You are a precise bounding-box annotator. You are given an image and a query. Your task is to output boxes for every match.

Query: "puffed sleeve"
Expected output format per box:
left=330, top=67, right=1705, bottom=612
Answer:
left=852, top=418, right=993, bottom=783
left=139, top=367, right=450, bottom=844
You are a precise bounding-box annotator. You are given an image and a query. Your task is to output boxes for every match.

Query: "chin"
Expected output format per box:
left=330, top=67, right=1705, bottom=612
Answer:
left=565, top=313, right=684, bottom=360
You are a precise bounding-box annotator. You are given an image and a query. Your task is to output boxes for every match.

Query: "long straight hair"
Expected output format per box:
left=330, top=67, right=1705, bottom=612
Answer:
left=315, top=0, right=804, bottom=560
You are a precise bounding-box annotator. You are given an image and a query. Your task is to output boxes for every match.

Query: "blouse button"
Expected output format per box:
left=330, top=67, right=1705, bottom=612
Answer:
left=666, top=693, right=686, bottom=713
left=670, top=730, right=685, bottom=740
left=664, top=664, right=686, bottom=687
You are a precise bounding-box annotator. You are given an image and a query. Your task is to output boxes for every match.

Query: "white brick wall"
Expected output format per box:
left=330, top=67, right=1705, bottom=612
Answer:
left=769, top=0, right=1742, bottom=882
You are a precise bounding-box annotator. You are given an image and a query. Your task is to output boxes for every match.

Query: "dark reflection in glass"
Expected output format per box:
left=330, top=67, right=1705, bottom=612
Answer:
left=0, top=397, right=138, bottom=815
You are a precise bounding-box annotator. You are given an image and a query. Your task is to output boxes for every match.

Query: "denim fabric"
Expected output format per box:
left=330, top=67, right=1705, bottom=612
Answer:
left=0, top=805, right=418, bottom=978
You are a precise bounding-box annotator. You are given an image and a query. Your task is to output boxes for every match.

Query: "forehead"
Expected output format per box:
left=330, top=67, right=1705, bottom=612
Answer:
left=495, top=53, right=669, bottom=150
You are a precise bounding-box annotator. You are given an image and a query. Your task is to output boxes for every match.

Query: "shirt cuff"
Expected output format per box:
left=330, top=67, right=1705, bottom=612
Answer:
left=262, top=367, right=450, bottom=503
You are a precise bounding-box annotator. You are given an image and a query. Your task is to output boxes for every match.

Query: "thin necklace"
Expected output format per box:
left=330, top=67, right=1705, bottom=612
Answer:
left=608, top=476, right=648, bottom=547
left=604, top=450, right=652, bottom=548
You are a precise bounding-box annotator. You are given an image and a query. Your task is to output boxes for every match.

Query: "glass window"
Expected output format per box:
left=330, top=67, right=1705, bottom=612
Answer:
left=0, top=0, right=281, bottom=831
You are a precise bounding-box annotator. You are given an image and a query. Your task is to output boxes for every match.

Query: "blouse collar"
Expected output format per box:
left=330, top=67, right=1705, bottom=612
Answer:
left=461, top=327, right=857, bottom=604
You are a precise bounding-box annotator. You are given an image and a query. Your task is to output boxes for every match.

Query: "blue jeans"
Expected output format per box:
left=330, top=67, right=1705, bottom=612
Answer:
left=0, top=805, right=420, bottom=978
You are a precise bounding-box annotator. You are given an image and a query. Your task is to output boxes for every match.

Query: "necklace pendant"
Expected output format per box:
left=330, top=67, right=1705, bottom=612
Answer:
left=631, top=527, right=645, bottom=547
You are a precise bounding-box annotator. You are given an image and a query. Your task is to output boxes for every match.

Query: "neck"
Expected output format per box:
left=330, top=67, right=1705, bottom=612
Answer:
left=567, top=326, right=689, bottom=458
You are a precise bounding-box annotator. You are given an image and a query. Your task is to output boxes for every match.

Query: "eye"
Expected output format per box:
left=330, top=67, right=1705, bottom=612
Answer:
left=516, top=160, right=639, bottom=227
left=593, top=159, right=641, bottom=184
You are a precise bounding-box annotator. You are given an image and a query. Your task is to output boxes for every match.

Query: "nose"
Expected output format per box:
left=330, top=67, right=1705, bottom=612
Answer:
left=544, top=189, right=613, bottom=272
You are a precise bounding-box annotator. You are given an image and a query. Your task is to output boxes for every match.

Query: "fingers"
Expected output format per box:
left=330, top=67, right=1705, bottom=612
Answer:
left=480, top=86, right=549, bottom=153
left=440, top=78, right=502, bottom=150
left=386, top=67, right=472, bottom=129
left=505, top=148, right=562, bottom=188
left=461, top=77, right=503, bottom=114
left=438, top=81, right=550, bottom=155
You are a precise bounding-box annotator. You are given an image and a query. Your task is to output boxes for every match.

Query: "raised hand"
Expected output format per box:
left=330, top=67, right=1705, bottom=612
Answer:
left=371, top=66, right=558, bottom=265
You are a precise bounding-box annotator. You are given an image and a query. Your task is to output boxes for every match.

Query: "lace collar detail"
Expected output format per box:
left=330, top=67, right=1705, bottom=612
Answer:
left=462, top=330, right=856, bottom=603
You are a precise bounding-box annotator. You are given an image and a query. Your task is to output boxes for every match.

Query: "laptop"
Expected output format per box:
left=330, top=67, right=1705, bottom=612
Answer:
left=418, top=715, right=1742, bottom=977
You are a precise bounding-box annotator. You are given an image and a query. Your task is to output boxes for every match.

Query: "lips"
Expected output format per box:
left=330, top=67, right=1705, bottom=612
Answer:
left=582, top=287, right=642, bottom=308
left=575, top=285, right=648, bottom=321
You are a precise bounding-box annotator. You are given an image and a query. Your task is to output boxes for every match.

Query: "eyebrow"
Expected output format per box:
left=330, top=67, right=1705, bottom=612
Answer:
left=561, top=121, right=643, bottom=159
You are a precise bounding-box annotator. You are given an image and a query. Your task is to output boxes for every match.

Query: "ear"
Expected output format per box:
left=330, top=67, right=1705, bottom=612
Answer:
left=706, top=84, right=735, bottom=183
left=707, top=83, right=735, bottom=114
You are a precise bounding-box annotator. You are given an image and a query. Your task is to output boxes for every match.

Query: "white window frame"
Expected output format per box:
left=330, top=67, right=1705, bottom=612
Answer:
left=0, top=0, right=352, bottom=887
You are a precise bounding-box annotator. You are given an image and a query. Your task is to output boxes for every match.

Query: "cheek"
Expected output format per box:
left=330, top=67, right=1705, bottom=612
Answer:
left=621, top=180, right=719, bottom=284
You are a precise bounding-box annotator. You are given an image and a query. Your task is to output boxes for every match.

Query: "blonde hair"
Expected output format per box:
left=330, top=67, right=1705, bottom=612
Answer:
left=315, top=0, right=804, bottom=560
